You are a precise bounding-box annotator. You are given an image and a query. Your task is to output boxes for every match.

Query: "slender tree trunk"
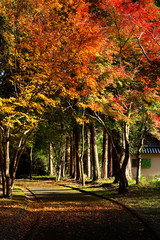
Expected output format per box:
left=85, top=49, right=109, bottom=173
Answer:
left=49, top=143, right=53, bottom=176
left=65, top=137, right=70, bottom=176
left=119, top=124, right=130, bottom=194
left=136, top=138, right=144, bottom=184
left=126, top=156, right=132, bottom=180
left=70, top=136, right=73, bottom=177
left=75, top=125, right=81, bottom=180
left=61, top=150, right=65, bottom=177
left=102, top=129, right=108, bottom=178
left=1, top=171, right=6, bottom=197
left=0, top=127, right=33, bottom=198
left=80, top=122, right=85, bottom=186
left=108, top=135, right=113, bottom=178
left=30, top=146, right=33, bottom=180
left=86, top=126, right=91, bottom=178
left=90, top=122, right=100, bottom=181
left=2, top=128, right=12, bottom=198
left=57, top=163, right=62, bottom=181
left=0, top=128, right=6, bottom=197
left=71, top=130, right=76, bottom=179
left=136, top=153, right=141, bottom=184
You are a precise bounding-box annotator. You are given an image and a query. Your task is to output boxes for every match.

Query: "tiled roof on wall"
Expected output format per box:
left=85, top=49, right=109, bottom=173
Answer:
left=131, top=134, right=160, bottom=154
left=142, top=147, right=160, bottom=154
left=141, top=135, right=160, bottom=154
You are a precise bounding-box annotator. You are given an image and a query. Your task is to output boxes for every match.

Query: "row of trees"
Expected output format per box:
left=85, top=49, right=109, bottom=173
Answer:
left=0, top=0, right=160, bottom=198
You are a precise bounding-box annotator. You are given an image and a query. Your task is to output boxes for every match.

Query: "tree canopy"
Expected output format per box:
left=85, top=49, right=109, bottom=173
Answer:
left=0, top=0, right=160, bottom=197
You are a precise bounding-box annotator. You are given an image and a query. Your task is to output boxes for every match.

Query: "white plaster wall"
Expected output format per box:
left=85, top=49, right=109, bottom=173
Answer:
left=131, top=154, right=160, bottom=178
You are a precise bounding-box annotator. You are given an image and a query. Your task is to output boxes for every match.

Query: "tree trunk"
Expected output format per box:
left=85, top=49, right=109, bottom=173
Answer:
left=30, top=146, right=33, bottom=180
left=65, top=137, right=70, bottom=175
left=119, top=124, right=130, bottom=194
left=0, top=128, right=12, bottom=198
left=0, top=129, right=6, bottom=197
left=136, top=138, right=144, bottom=184
left=90, top=122, right=100, bottom=181
left=57, top=164, right=62, bottom=181
left=0, top=127, right=33, bottom=198
left=80, top=122, right=85, bottom=186
left=108, top=135, right=113, bottom=178
left=75, top=125, right=81, bottom=180
left=86, top=126, right=91, bottom=178
left=136, top=153, right=141, bottom=184
left=71, top=130, right=76, bottom=179
left=102, top=129, right=108, bottom=178
left=126, top=156, right=132, bottom=180
left=70, top=136, right=73, bottom=177
left=61, top=150, right=65, bottom=177
left=49, top=143, right=53, bottom=176
left=1, top=171, right=6, bottom=197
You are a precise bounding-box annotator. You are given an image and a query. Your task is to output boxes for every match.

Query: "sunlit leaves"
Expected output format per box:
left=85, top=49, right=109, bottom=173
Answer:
left=0, top=0, right=160, bottom=137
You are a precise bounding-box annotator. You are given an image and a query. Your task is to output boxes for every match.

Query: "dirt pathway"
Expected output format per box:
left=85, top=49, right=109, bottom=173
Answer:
left=26, top=185, right=155, bottom=240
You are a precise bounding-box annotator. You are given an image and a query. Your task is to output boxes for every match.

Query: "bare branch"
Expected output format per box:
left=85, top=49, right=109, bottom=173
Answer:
left=130, top=19, right=160, bottom=48
left=137, top=32, right=151, bottom=63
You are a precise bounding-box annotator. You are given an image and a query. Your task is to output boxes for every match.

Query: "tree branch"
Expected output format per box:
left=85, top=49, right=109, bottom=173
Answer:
left=137, top=32, right=151, bottom=63
left=87, top=112, right=120, bottom=162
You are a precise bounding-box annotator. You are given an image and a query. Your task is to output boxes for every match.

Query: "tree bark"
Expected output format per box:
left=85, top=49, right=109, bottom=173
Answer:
left=90, top=122, right=100, bottom=181
left=108, top=135, right=113, bottom=178
left=49, top=142, right=53, bottom=176
left=71, top=130, right=76, bottom=179
left=75, top=125, right=81, bottom=181
left=0, top=128, right=6, bottom=197
left=0, top=127, right=12, bottom=198
left=126, top=156, right=132, bottom=180
left=0, top=126, right=33, bottom=198
left=136, top=138, right=144, bottom=184
left=65, top=136, right=70, bottom=176
left=86, top=126, right=91, bottom=178
left=101, top=129, right=108, bottom=178
left=30, top=146, right=33, bottom=180
left=118, top=123, right=130, bottom=194
left=80, top=122, right=85, bottom=186
left=57, top=164, right=62, bottom=181
left=61, top=150, right=65, bottom=177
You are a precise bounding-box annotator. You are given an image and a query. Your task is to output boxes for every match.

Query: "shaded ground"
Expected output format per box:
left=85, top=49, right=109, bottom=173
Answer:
left=0, top=180, right=157, bottom=240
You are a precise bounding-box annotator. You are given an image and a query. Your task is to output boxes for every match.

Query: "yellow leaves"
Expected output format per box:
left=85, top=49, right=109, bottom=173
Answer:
left=0, top=94, right=45, bottom=129
left=0, top=98, right=2, bottom=107
left=34, top=8, right=41, bottom=13
left=37, top=93, right=60, bottom=108
left=1, top=98, right=15, bottom=115
left=75, top=116, right=89, bottom=125
left=3, top=31, right=15, bottom=44
left=76, top=102, right=87, bottom=109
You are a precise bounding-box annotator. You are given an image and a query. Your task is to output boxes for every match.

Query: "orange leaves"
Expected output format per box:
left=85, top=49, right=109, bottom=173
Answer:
left=0, top=0, right=160, bottom=135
